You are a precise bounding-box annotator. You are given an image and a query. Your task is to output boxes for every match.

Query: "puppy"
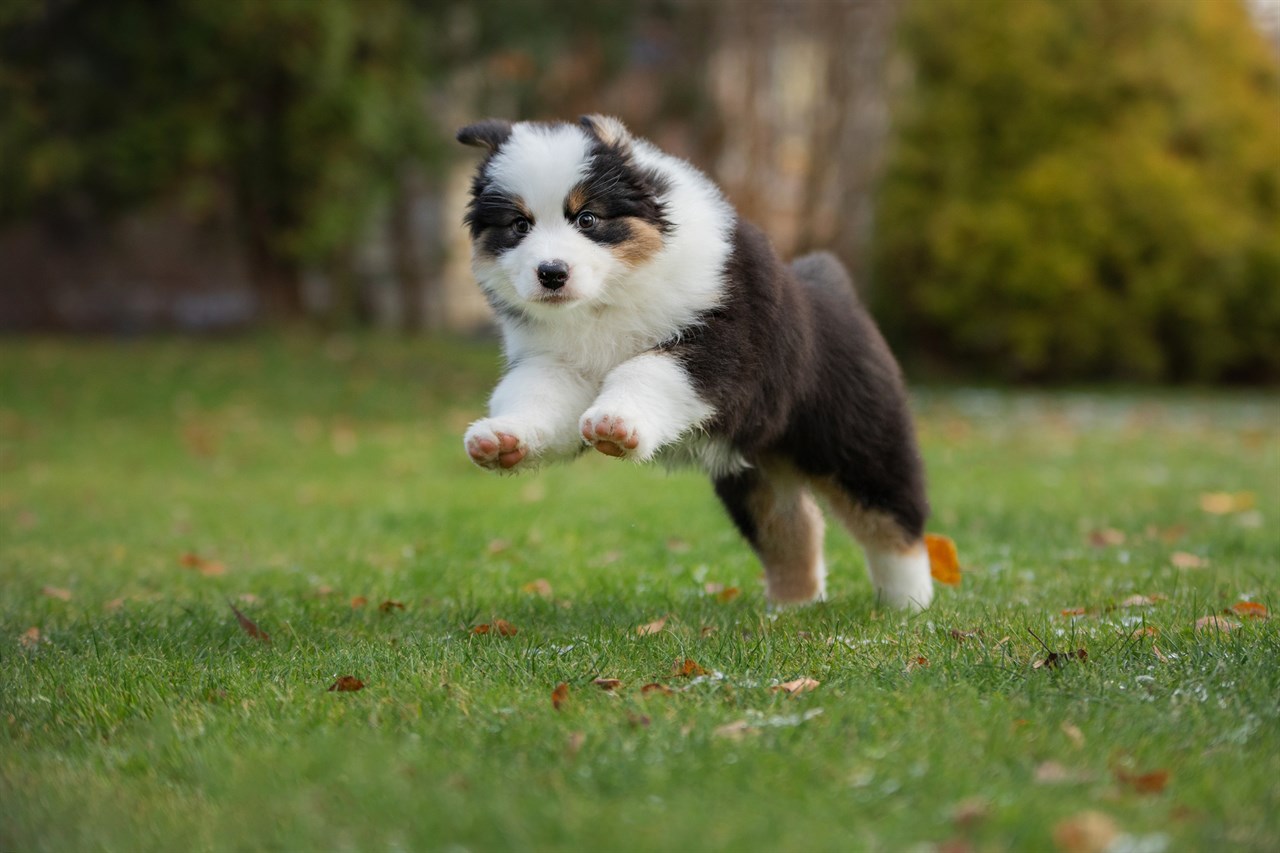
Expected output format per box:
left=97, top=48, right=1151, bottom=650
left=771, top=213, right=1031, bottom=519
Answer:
left=457, top=115, right=932, bottom=610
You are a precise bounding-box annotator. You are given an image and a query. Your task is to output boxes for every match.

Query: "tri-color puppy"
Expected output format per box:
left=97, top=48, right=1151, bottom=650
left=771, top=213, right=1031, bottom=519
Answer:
left=458, top=115, right=933, bottom=610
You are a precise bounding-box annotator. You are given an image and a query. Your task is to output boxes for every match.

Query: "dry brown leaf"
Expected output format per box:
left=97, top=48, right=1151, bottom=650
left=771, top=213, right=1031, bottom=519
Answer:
left=1229, top=601, right=1268, bottom=619
left=494, top=619, right=518, bottom=636
left=328, top=675, right=364, bottom=692
left=925, top=533, right=962, bottom=585
left=1170, top=552, right=1207, bottom=570
left=521, top=578, right=553, bottom=598
left=636, top=616, right=668, bottom=637
left=470, top=623, right=491, bottom=635
left=1088, top=528, right=1126, bottom=547
left=772, top=677, right=820, bottom=695
left=228, top=601, right=270, bottom=643
left=1115, top=768, right=1170, bottom=795
left=551, top=682, right=570, bottom=711
left=1195, top=614, right=1240, bottom=634
left=716, top=587, right=740, bottom=603
left=1052, top=811, right=1119, bottom=853
left=672, top=658, right=708, bottom=678
left=1035, top=761, right=1092, bottom=785
left=1130, top=626, right=1160, bottom=639
left=1152, top=644, right=1170, bottom=663
left=1060, top=606, right=1089, bottom=617
left=180, top=553, right=226, bottom=577
left=378, top=600, right=405, bottom=613
left=592, top=678, right=623, bottom=691
left=1061, top=722, right=1085, bottom=748
left=1120, top=594, right=1164, bottom=608
left=712, top=720, right=754, bottom=740
left=1199, top=491, right=1255, bottom=515
left=350, top=596, right=368, bottom=609
left=700, top=625, right=718, bottom=638
left=40, top=586, right=71, bottom=601
left=641, top=682, right=673, bottom=696
left=19, top=626, right=42, bottom=648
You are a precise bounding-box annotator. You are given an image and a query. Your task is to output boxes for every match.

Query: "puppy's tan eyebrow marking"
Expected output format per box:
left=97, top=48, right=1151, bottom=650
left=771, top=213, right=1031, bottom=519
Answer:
left=565, top=184, right=590, bottom=216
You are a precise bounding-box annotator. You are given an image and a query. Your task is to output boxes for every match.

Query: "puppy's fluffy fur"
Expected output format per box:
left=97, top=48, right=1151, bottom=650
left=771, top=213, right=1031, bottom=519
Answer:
left=458, top=115, right=932, bottom=610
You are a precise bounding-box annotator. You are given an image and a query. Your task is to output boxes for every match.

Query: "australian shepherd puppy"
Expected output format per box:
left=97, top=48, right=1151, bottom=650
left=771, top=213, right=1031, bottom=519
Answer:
left=457, top=115, right=933, bottom=610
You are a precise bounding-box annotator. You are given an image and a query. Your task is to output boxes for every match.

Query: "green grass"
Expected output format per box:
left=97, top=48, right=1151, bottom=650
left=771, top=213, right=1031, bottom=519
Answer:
left=1, top=334, right=1277, bottom=852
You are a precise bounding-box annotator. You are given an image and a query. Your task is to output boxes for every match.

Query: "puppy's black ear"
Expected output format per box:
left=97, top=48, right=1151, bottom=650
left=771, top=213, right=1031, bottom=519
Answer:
left=457, top=119, right=512, bottom=152
left=579, top=114, right=631, bottom=149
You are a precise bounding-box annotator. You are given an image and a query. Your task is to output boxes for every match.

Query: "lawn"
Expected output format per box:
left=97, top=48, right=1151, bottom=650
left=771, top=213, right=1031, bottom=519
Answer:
left=1, top=334, right=1277, bottom=852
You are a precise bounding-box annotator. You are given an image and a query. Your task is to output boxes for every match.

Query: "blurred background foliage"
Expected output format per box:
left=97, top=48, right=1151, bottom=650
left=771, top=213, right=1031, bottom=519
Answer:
left=1, top=0, right=1277, bottom=382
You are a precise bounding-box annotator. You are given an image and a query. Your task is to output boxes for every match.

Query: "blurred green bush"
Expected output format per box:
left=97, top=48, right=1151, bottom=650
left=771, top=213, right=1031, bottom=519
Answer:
left=875, top=0, right=1280, bottom=382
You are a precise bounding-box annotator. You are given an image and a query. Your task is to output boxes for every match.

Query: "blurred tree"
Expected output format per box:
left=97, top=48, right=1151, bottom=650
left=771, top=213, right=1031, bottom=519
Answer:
left=875, top=0, right=1280, bottom=381
left=0, top=0, right=636, bottom=326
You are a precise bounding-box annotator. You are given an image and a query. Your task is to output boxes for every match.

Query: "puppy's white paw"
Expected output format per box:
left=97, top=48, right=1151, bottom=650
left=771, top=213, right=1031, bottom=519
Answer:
left=464, top=418, right=536, bottom=472
left=579, top=409, right=650, bottom=460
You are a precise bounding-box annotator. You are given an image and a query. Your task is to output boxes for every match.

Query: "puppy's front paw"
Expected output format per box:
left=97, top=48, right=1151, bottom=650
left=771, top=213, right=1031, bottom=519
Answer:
left=464, top=419, right=532, bottom=471
left=579, top=409, right=646, bottom=460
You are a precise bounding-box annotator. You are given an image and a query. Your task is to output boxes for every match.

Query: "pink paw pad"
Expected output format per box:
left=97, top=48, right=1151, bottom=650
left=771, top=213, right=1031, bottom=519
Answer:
left=468, top=432, right=526, bottom=469
left=581, top=414, right=639, bottom=458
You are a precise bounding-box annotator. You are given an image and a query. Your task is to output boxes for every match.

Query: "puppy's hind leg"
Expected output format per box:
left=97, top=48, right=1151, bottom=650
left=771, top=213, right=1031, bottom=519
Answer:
left=714, top=462, right=827, bottom=605
left=816, top=481, right=933, bottom=611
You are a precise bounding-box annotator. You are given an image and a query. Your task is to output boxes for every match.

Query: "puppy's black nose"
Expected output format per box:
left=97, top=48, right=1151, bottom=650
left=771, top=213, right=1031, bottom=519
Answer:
left=536, top=259, right=569, bottom=290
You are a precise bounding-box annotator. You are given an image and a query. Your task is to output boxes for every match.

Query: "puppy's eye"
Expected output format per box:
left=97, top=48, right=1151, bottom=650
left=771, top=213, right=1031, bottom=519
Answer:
left=512, top=217, right=531, bottom=235
left=575, top=211, right=597, bottom=230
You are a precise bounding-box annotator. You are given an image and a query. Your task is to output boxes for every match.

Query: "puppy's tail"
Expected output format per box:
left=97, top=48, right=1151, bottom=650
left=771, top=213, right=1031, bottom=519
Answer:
left=790, top=251, right=858, bottom=300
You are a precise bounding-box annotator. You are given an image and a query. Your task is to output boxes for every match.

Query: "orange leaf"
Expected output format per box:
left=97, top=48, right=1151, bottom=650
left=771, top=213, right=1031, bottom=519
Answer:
left=716, top=587, right=740, bottom=603
left=40, top=586, right=71, bottom=601
left=1195, top=614, right=1240, bottom=634
left=350, top=596, right=368, bottom=609
left=19, top=626, right=42, bottom=649
left=551, top=682, right=570, bottom=711
left=378, top=600, right=405, bottom=613
left=1061, top=607, right=1088, bottom=616
left=494, top=619, right=518, bottom=636
left=1230, top=601, right=1268, bottom=619
left=772, top=677, right=820, bottom=695
left=1115, top=768, right=1170, bottom=795
left=1087, top=528, right=1126, bottom=547
left=470, top=623, right=491, bottom=635
left=179, top=552, right=226, bottom=576
left=924, top=534, right=961, bottom=585
left=641, top=682, right=673, bottom=696
left=592, top=678, right=623, bottom=691
left=636, top=616, right=668, bottom=636
left=672, top=658, right=708, bottom=678
left=1052, top=811, right=1119, bottom=853
left=228, top=601, right=270, bottom=643
left=521, top=578, right=553, bottom=598
left=328, top=675, right=364, bottom=692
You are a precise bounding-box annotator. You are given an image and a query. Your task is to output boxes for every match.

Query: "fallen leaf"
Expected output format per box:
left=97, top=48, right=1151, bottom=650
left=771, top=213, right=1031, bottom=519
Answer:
left=470, top=623, right=491, bottom=635
left=712, top=720, right=754, bottom=740
left=19, top=626, right=41, bottom=648
left=672, top=658, right=708, bottom=678
left=1120, top=594, right=1164, bottom=608
left=1169, top=552, right=1207, bottom=570
left=951, top=796, right=991, bottom=828
left=1061, top=722, right=1085, bottom=748
left=1130, top=626, right=1160, bottom=638
left=636, top=616, right=668, bottom=637
left=521, top=578, right=553, bottom=598
left=551, top=682, right=570, bottom=711
left=40, top=586, right=71, bottom=601
left=1152, top=644, right=1170, bottom=663
left=1229, top=601, right=1268, bottom=619
left=350, top=596, right=368, bottom=609
left=700, top=625, right=717, bottom=638
left=1052, top=811, right=1119, bottom=853
left=179, top=553, right=226, bottom=577
left=328, top=675, right=364, bottom=692
left=494, top=619, right=518, bottom=636
left=1199, top=491, right=1255, bottom=515
left=1194, top=614, right=1240, bottom=634
left=1115, top=767, right=1170, bottom=794
left=1035, top=761, right=1092, bottom=784
left=705, top=584, right=740, bottom=602
left=906, top=656, right=930, bottom=671
left=1029, top=630, right=1087, bottom=669
left=1060, top=607, right=1088, bottom=617
left=1088, top=528, right=1126, bottom=547
left=228, top=601, right=270, bottom=643
left=772, top=677, right=821, bottom=695
left=641, top=682, right=673, bottom=696
left=592, top=678, right=623, bottom=691
left=925, top=533, right=962, bottom=585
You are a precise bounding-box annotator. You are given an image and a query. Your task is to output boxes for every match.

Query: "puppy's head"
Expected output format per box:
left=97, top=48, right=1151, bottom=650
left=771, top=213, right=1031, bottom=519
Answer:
left=458, top=115, right=670, bottom=316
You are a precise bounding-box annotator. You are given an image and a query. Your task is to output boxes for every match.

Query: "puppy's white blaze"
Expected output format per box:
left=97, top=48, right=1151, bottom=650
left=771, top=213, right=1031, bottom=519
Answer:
left=864, top=545, right=934, bottom=611
left=486, top=124, right=591, bottom=222
left=580, top=353, right=714, bottom=461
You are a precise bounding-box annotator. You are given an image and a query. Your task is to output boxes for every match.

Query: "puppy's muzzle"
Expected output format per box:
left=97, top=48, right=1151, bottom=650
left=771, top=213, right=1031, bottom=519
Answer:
left=536, top=259, right=570, bottom=291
